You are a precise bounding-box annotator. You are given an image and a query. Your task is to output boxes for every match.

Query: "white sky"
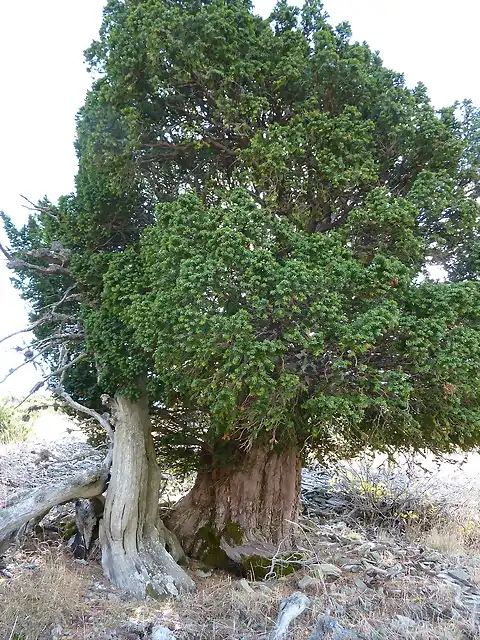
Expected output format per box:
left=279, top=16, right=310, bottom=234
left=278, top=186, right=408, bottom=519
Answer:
left=0, top=0, right=479, bottom=396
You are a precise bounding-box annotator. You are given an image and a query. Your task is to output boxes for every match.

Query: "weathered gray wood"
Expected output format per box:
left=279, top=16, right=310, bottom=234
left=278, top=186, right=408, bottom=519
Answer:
left=100, top=393, right=195, bottom=599
left=0, top=466, right=108, bottom=553
left=269, top=591, right=310, bottom=639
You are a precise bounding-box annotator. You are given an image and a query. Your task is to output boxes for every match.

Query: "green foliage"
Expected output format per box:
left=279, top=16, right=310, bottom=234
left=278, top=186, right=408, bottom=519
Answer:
left=0, top=399, right=30, bottom=444
left=2, top=0, right=480, bottom=469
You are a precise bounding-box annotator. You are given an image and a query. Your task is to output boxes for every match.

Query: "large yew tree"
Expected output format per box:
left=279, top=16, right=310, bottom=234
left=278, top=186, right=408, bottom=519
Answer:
left=2, top=0, right=480, bottom=592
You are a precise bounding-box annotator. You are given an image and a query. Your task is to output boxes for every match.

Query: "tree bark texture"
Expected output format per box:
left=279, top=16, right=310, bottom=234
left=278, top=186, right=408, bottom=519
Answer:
left=99, top=393, right=195, bottom=599
left=167, top=445, right=301, bottom=572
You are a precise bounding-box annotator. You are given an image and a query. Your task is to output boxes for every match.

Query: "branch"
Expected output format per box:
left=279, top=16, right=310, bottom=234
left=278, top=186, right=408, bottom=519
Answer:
left=53, top=387, right=114, bottom=443
left=20, top=195, right=60, bottom=221
left=13, top=353, right=88, bottom=409
left=0, top=313, right=77, bottom=346
left=0, top=241, right=70, bottom=276
left=0, top=345, right=51, bottom=385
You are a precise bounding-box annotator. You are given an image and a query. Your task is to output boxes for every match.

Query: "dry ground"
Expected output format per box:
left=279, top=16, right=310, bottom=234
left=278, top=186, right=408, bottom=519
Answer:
left=2, top=417, right=480, bottom=639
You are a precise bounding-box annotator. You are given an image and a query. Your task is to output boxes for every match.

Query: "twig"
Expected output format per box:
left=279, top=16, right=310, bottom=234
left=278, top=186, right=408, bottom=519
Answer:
left=53, top=387, right=114, bottom=443
left=0, top=313, right=77, bottom=346
left=13, top=353, right=88, bottom=409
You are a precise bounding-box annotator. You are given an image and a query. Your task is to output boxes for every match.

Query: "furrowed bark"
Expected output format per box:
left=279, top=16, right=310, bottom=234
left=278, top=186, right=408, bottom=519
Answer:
left=167, top=444, right=301, bottom=575
left=99, top=393, right=195, bottom=599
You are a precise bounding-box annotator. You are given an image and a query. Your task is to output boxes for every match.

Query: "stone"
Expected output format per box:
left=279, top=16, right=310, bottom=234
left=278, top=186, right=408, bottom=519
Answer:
left=258, top=583, right=273, bottom=594
left=297, top=575, right=322, bottom=591
left=195, top=568, right=212, bottom=578
left=237, top=578, right=254, bottom=594
left=395, top=615, right=416, bottom=627
left=342, top=564, right=361, bottom=572
left=313, top=563, right=342, bottom=579
left=445, top=568, right=471, bottom=584
left=151, top=625, right=176, bottom=640
left=353, top=577, right=368, bottom=592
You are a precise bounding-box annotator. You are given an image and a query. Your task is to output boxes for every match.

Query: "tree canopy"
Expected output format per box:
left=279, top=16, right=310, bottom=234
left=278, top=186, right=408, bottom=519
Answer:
left=3, top=0, right=480, bottom=472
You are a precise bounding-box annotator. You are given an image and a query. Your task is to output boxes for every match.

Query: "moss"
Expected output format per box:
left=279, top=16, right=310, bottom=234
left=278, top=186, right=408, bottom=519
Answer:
left=194, top=525, right=231, bottom=570
left=145, top=582, right=163, bottom=600
left=242, top=551, right=304, bottom=580
left=193, top=521, right=245, bottom=571
left=60, top=519, right=77, bottom=541
left=222, top=521, right=244, bottom=545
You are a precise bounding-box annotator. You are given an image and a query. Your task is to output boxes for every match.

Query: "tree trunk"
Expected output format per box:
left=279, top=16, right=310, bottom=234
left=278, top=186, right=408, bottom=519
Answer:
left=167, top=445, right=301, bottom=574
left=99, top=393, right=195, bottom=599
left=0, top=466, right=108, bottom=554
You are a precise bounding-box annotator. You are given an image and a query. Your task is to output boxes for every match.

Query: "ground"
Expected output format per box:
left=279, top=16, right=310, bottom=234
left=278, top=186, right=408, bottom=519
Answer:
left=2, top=412, right=480, bottom=639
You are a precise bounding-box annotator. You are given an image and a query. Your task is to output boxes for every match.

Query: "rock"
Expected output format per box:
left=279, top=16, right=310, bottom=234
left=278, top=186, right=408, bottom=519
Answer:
left=297, top=575, right=321, bottom=591
left=353, top=577, right=368, bottom=592
left=308, top=614, right=360, bottom=639
left=445, top=568, right=471, bottom=585
left=195, top=568, right=212, bottom=578
left=342, top=564, right=361, bottom=572
left=395, top=615, right=416, bottom=627
left=237, top=578, right=255, bottom=594
left=258, top=583, right=273, bottom=594
left=151, top=625, right=176, bottom=640
left=313, top=563, right=342, bottom=579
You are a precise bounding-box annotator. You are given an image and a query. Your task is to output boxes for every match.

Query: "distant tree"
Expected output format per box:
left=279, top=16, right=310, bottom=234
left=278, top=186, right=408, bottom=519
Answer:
left=2, top=0, right=480, bottom=594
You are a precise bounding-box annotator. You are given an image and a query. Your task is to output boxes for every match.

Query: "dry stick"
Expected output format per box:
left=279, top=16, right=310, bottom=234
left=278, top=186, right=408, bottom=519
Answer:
left=53, top=387, right=114, bottom=466
left=13, top=353, right=88, bottom=410
left=0, top=345, right=52, bottom=385
left=0, top=313, right=77, bottom=347
left=268, top=592, right=310, bottom=640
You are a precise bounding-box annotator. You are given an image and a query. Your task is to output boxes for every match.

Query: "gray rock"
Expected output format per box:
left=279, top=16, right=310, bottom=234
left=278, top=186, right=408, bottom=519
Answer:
left=353, top=577, right=368, bottom=592
left=297, top=575, right=320, bottom=591
left=258, top=583, right=273, bottom=594
left=313, top=563, right=342, bottom=579
left=445, top=568, right=471, bottom=584
left=395, top=615, right=416, bottom=627
left=195, top=568, right=212, bottom=578
left=151, top=625, right=176, bottom=640
left=237, top=578, right=255, bottom=594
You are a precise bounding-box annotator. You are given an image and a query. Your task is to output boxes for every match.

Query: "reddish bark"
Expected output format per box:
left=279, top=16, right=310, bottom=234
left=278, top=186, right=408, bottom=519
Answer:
left=168, top=444, right=301, bottom=561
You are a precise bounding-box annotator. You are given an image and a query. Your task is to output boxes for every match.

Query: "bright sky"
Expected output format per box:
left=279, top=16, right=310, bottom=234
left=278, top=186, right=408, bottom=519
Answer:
left=0, top=0, right=479, bottom=397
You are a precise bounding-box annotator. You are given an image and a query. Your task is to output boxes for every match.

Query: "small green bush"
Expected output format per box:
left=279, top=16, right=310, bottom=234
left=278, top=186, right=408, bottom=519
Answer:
left=0, top=399, right=30, bottom=444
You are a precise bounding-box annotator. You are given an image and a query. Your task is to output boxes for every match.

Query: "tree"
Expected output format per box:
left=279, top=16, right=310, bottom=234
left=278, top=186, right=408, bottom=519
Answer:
left=2, top=0, right=480, bottom=586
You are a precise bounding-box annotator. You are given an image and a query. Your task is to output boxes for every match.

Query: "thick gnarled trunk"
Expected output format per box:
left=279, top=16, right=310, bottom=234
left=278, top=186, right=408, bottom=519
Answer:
left=167, top=445, right=301, bottom=573
left=100, top=394, right=195, bottom=599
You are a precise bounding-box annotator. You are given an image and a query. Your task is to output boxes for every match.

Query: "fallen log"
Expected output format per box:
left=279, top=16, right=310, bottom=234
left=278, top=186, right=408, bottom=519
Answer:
left=0, top=465, right=109, bottom=554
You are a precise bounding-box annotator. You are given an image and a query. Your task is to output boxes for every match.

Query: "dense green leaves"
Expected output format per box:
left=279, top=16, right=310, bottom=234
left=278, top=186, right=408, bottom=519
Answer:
left=3, top=0, right=480, bottom=466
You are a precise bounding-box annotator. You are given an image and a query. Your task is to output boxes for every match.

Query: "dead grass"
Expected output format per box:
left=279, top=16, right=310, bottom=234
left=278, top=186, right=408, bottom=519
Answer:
left=0, top=550, right=89, bottom=640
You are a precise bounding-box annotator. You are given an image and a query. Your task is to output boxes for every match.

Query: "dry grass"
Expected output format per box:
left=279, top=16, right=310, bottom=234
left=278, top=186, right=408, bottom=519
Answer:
left=0, top=550, right=89, bottom=640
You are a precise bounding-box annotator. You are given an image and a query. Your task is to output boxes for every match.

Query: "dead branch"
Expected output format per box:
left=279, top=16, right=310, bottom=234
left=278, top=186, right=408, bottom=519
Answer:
left=53, top=387, right=114, bottom=443
left=0, top=313, right=77, bottom=346
left=268, top=592, right=310, bottom=640
left=13, top=353, right=88, bottom=409
left=0, top=466, right=109, bottom=555
left=0, top=241, right=71, bottom=276
left=20, top=195, right=60, bottom=221
left=0, top=345, right=52, bottom=385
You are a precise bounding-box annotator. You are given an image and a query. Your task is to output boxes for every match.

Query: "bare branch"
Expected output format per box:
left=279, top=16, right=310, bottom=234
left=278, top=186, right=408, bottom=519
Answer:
left=53, top=387, right=114, bottom=443
left=20, top=195, right=60, bottom=221
left=0, top=241, right=71, bottom=276
left=0, top=345, right=51, bottom=385
left=0, top=313, right=77, bottom=346
left=13, top=353, right=88, bottom=409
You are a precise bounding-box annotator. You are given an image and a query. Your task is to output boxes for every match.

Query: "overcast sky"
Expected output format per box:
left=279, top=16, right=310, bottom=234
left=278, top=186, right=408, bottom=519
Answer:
left=1, top=0, right=479, bottom=396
